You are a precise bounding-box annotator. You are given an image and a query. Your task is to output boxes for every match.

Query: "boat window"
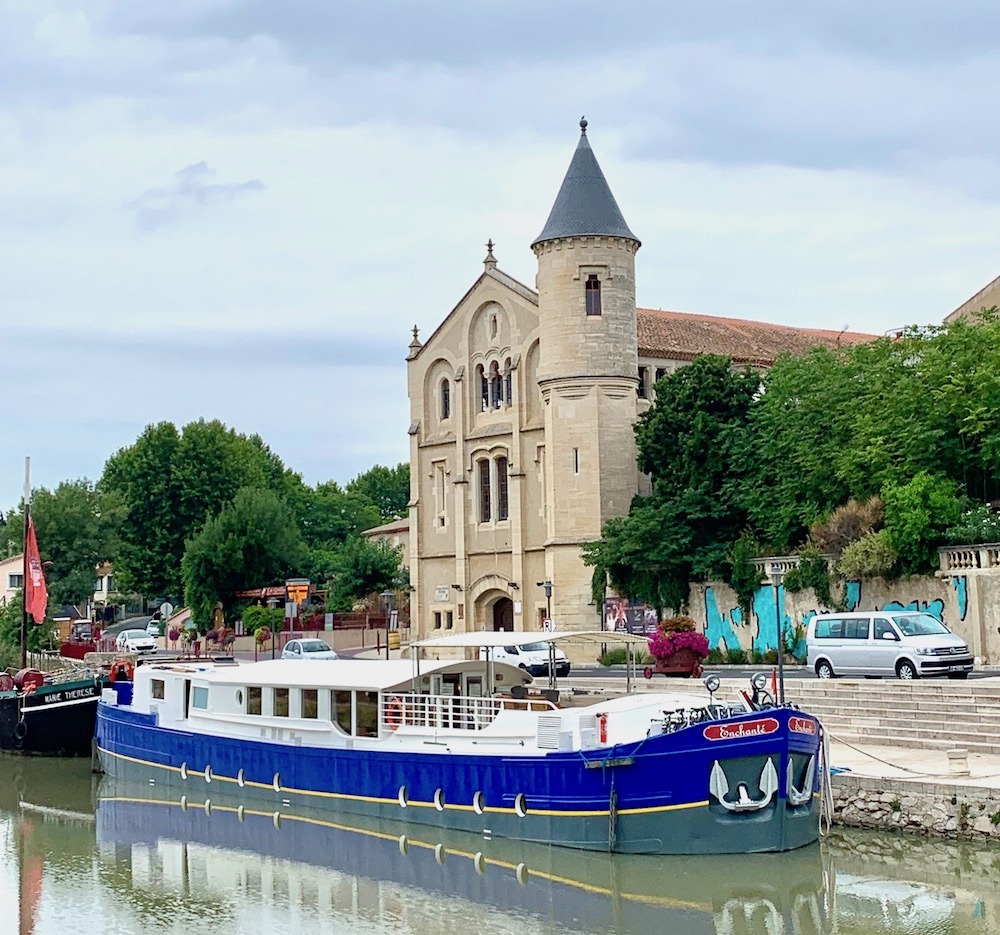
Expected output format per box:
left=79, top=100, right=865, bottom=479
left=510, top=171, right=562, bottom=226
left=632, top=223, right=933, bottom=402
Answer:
left=356, top=691, right=379, bottom=737
left=332, top=689, right=353, bottom=734
left=302, top=688, right=318, bottom=719
left=151, top=679, right=165, bottom=700
left=192, top=686, right=208, bottom=710
left=274, top=687, right=290, bottom=717
left=248, top=686, right=262, bottom=715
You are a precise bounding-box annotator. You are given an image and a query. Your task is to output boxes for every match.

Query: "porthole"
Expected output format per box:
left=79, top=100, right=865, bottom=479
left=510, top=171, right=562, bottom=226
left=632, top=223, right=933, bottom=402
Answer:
left=180, top=762, right=188, bottom=781
left=237, top=805, right=246, bottom=823
left=179, top=795, right=188, bottom=812
left=514, top=793, right=528, bottom=818
left=398, top=785, right=408, bottom=808
left=398, top=835, right=409, bottom=856
left=434, top=844, right=446, bottom=865
left=204, top=765, right=213, bottom=783
left=434, top=788, right=446, bottom=811
left=473, top=852, right=486, bottom=875
left=272, top=772, right=281, bottom=792
left=204, top=799, right=212, bottom=816
left=473, top=791, right=485, bottom=815
left=515, top=863, right=529, bottom=885
left=273, top=811, right=282, bottom=829
left=237, top=768, right=245, bottom=788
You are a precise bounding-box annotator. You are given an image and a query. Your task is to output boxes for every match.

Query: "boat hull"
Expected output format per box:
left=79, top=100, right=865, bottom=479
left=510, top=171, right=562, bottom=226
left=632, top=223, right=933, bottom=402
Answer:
left=97, top=703, right=822, bottom=854
left=0, top=677, right=103, bottom=756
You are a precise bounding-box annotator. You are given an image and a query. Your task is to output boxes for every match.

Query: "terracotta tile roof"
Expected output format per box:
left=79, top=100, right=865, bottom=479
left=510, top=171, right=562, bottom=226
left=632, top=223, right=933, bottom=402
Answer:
left=637, top=308, right=879, bottom=366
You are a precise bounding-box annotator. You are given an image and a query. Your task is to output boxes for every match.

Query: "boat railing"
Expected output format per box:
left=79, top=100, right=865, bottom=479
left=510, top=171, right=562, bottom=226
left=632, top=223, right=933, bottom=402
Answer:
left=380, top=692, right=557, bottom=733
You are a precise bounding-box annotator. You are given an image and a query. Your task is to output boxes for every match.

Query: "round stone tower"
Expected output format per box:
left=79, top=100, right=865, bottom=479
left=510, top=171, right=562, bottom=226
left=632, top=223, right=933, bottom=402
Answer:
left=531, top=119, right=642, bottom=630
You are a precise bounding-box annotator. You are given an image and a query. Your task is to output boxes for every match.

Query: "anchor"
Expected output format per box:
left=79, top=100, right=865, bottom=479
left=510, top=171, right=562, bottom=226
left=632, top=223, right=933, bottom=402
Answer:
left=709, top=757, right=778, bottom=812
left=786, top=755, right=816, bottom=807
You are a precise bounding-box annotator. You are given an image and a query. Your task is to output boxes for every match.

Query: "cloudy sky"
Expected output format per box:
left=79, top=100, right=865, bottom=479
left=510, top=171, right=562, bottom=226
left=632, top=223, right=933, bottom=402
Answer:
left=5, top=1, right=1000, bottom=512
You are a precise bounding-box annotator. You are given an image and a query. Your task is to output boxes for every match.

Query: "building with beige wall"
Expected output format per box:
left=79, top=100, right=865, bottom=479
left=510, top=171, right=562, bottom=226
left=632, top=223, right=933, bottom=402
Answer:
left=406, top=121, right=876, bottom=643
left=1, top=553, right=23, bottom=606
left=946, top=272, right=1000, bottom=323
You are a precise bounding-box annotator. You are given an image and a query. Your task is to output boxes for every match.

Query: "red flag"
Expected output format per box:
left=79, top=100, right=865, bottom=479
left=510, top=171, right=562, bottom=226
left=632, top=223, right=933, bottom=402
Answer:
left=24, top=516, right=47, bottom=624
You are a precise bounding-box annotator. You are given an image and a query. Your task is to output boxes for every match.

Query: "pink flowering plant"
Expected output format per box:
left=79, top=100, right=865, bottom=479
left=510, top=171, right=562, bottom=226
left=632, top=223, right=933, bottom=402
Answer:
left=648, top=614, right=709, bottom=662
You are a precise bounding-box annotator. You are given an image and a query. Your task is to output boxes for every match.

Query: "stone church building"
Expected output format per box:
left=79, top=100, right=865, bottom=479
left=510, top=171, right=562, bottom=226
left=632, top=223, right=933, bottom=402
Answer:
left=405, top=120, right=875, bottom=642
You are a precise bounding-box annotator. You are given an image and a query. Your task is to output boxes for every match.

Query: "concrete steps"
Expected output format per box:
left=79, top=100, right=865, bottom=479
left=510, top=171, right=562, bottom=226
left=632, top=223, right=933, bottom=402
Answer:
left=714, top=677, right=1000, bottom=756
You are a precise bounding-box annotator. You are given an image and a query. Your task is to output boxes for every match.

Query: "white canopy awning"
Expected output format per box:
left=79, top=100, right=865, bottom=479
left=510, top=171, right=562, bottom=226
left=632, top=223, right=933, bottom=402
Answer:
left=414, top=629, right=650, bottom=650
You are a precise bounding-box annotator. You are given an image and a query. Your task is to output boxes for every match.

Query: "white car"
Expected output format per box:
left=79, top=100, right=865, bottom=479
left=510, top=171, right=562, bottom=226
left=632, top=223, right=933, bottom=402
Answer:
left=116, top=628, right=157, bottom=654
left=146, top=621, right=161, bottom=638
left=281, top=638, right=339, bottom=660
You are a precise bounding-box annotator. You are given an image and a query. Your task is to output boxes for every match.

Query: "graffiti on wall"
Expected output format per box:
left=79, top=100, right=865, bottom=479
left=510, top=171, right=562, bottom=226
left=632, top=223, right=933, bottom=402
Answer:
left=702, top=575, right=969, bottom=658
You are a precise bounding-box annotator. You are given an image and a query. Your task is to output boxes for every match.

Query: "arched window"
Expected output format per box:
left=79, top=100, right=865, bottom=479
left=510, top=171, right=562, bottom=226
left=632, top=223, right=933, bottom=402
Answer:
left=477, top=365, right=488, bottom=412
left=440, top=379, right=451, bottom=420
left=585, top=274, right=602, bottom=315
left=504, top=358, right=513, bottom=406
left=477, top=458, right=491, bottom=522
left=496, top=456, right=509, bottom=521
left=490, top=362, right=503, bottom=410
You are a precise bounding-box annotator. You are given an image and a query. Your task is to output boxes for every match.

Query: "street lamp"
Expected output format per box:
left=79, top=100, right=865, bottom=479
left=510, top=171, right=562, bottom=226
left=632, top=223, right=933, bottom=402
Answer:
left=381, top=590, right=394, bottom=661
left=536, top=580, right=552, bottom=630
left=770, top=569, right=785, bottom=704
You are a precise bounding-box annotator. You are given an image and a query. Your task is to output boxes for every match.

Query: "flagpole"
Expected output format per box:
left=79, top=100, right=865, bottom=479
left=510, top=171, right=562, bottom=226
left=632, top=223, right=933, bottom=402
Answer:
left=21, top=457, right=30, bottom=669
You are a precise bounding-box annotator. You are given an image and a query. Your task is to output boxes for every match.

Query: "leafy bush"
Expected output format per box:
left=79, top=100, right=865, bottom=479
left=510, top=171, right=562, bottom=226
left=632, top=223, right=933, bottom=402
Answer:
left=599, top=648, right=628, bottom=666
left=783, top=550, right=839, bottom=609
left=809, top=497, right=885, bottom=556
left=883, top=472, right=964, bottom=574
left=728, top=531, right=764, bottom=619
left=660, top=615, right=697, bottom=633
left=706, top=647, right=724, bottom=664
left=242, top=605, right=284, bottom=635
left=944, top=505, right=1000, bottom=545
left=725, top=647, right=748, bottom=665
left=837, top=530, right=897, bottom=580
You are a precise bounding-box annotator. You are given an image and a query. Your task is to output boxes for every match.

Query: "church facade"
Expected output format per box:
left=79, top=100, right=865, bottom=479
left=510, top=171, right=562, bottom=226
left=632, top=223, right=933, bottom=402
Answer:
left=405, top=121, right=875, bottom=642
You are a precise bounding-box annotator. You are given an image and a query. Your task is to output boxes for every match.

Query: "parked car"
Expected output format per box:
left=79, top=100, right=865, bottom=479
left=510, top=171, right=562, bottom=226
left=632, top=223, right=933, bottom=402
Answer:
left=146, top=621, right=161, bottom=638
left=281, top=639, right=339, bottom=660
left=116, top=628, right=157, bottom=654
left=478, top=642, right=571, bottom=677
left=806, top=611, right=973, bottom=680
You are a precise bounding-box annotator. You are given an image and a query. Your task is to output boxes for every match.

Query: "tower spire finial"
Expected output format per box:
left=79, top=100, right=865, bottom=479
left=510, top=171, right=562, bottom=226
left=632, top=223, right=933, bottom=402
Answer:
left=579, top=116, right=587, bottom=133
left=483, top=238, right=497, bottom=270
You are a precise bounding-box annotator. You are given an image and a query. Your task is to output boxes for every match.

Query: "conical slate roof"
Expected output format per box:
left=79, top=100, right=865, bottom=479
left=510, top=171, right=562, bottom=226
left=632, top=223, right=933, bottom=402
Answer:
left=532, top=119, right=639, bottom=248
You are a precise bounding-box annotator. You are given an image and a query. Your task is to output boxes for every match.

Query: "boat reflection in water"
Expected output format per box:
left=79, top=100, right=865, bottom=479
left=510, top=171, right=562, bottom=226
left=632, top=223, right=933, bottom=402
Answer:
left=4, top=760, right=993, bottom=935
left=96, top=774, right=832, bottom=935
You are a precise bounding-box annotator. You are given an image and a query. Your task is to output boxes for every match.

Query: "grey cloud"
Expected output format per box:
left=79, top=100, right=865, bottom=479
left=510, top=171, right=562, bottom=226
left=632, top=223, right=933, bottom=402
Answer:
left=127, top=162, right=264, bottom=231
left=102, top=1, right=1000, bottom=70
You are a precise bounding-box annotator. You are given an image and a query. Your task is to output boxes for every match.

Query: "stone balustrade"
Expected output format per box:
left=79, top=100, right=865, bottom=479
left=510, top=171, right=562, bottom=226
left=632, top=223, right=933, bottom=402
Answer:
left=938, top=543, right=1000, bottom=573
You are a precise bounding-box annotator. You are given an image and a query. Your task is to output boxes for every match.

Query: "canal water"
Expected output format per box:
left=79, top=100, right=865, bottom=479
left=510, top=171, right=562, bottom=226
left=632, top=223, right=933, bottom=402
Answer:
left=3, top=757, right=1000, bottom=935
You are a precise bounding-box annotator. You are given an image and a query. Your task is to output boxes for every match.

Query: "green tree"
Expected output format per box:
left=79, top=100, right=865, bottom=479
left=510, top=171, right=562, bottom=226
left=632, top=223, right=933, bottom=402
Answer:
left=585, top=356, right=758, bottom=611
left=295, top=481, right=381, bottom=550
left=0, top=592, right=49, bottom=656
left=882, top=472, right=964, bottom=574
left=327, top=537, right=405, bottom=611
left=346, top=463, right=410, bottom=523
left=103, top=420, right=302, bottom=597
left=181, top=487, right=307, bottom=630
left=0, top=480, right=123, bottom=609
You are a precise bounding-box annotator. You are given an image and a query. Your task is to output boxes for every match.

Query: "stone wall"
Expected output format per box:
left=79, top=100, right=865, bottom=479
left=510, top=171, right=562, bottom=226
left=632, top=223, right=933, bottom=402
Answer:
left=832, top=773, right=1000, bottom=841
left=692, top=564, right=996, bottom=664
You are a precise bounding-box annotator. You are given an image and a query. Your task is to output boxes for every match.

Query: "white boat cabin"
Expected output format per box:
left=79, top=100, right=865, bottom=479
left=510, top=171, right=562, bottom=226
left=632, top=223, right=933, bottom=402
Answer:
left=109, top=657, right=720, bottom=753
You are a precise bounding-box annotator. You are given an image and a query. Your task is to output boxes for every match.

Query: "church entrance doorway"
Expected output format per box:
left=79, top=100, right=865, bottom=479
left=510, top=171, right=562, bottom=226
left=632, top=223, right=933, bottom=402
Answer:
left=492, top=597, right=513, bottom=631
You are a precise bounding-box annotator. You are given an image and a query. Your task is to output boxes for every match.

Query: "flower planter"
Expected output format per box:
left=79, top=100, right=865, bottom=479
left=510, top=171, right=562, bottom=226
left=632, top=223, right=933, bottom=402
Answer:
left=643, top=647, right=705, bottom=679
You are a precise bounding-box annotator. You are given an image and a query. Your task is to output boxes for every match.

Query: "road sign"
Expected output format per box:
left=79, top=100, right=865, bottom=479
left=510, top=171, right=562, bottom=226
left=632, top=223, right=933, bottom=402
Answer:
left=159, top=601, right=174, bottom=619
left=543, top=617, right=554, bottom=632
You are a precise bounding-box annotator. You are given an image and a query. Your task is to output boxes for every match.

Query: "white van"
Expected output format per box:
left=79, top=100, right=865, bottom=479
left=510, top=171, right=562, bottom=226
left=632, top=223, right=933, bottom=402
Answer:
left=479, top=641, right=571, bottom=677
left=806, top=611, right=973, bottom=680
